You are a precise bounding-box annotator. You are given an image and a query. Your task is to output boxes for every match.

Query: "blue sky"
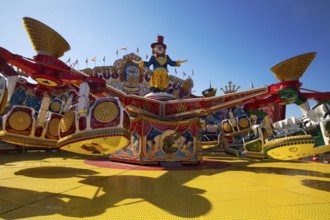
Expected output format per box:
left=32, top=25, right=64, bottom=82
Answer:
left=1, top=0, right=329, bottom=118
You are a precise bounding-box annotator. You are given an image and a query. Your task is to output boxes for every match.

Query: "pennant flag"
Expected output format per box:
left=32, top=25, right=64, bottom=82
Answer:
left=192, top=69, right=194, bottom=76
left=183, top=71, right=186, bottom=76
left=103, top=56, right=105, bottom=62
left=115, top=50, right=118, bottom=55
left=66, top=58, right=71, bottom=63
left=72, top=60, right=78, bottom=66
left=250, top=83, right=254, bottom=88
left=137, top=47, right=139, bottom=53
left=175, top=68, right=177, bottom=74
left=121, top=47, right=127, bottom=50
left=91, top=57, right=96, bottom=62
left=146, top=53, right=148, bottom=60
left=85, top=58, right=88, bottom=64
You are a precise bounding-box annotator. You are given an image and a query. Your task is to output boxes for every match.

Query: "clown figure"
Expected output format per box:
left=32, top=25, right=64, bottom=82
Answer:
left=139, top=35, right=187, bottom=93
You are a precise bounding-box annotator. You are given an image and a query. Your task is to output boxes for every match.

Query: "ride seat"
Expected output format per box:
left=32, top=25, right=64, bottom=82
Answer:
left=314, top=103, right=330, bottom=120
left=305, top=104, right=330, bottom=126
left=286, top=117, right=300, bottom=129
left=273, top=120, right=284, bottom=133
left=251, top=124, right=260, bottom=138
left=306, top=109, right=319, bottom=125
left=273, top=117, right=299, bottom=133
left=205, top=124, right=219, bottom=133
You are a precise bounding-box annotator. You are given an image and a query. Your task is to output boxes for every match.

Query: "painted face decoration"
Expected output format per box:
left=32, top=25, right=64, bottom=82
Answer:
left=154, top=45, right=164, bottom=55
left=126, top=66, right=140, bottom=85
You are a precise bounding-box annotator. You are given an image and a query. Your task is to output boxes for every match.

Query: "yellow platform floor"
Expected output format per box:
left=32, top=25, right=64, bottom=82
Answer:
left=1, top=151, right=330, bottom=220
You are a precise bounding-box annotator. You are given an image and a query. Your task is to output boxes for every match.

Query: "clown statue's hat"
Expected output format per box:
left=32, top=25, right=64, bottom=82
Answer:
left=151, top=35, right=167, bottom=49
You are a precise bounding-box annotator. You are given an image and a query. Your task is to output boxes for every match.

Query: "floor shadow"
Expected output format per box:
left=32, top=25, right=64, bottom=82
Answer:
left=85, top=158, right=231, bottom=171
left=224, top=163, right=330, bottom=178
left=2, top=166, right=215, bottom=219
left=301, top=179, right=330, bottom=192
left=3, top=155, right=330, bottom=219
left=195, top=156, right=330, bottom=191
left=15, top=166, right=99, bottom=178
left=0, top=151, right=93, bottom=165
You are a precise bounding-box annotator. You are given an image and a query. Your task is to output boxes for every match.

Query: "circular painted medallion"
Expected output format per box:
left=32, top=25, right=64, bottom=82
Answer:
left=48, top=118, right=60, bottom=136
left=50, top=101, right=61, bottom=113
left=238, top=117, right=249, bottom=129
left=94, top=101, right=118, bottom=123
left=60, top=110, right=74, bottom=132
left=9, top=111, right=32, bottom=131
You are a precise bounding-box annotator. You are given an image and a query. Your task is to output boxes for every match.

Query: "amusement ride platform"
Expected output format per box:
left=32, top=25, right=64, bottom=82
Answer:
left=1, top=16, right=330, bottom=220
left=0, top=151, right=329, bottom=220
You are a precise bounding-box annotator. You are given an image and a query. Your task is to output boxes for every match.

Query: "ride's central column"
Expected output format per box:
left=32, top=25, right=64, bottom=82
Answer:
left=109, top=115, right=202, bottom=165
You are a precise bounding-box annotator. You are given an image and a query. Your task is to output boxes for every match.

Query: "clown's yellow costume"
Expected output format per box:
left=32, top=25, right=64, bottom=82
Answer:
left=139, top=35, right=182, bottom=92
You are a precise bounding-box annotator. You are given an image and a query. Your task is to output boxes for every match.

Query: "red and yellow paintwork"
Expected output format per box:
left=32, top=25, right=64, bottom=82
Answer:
left=0, top=17, right=330, bottom=163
